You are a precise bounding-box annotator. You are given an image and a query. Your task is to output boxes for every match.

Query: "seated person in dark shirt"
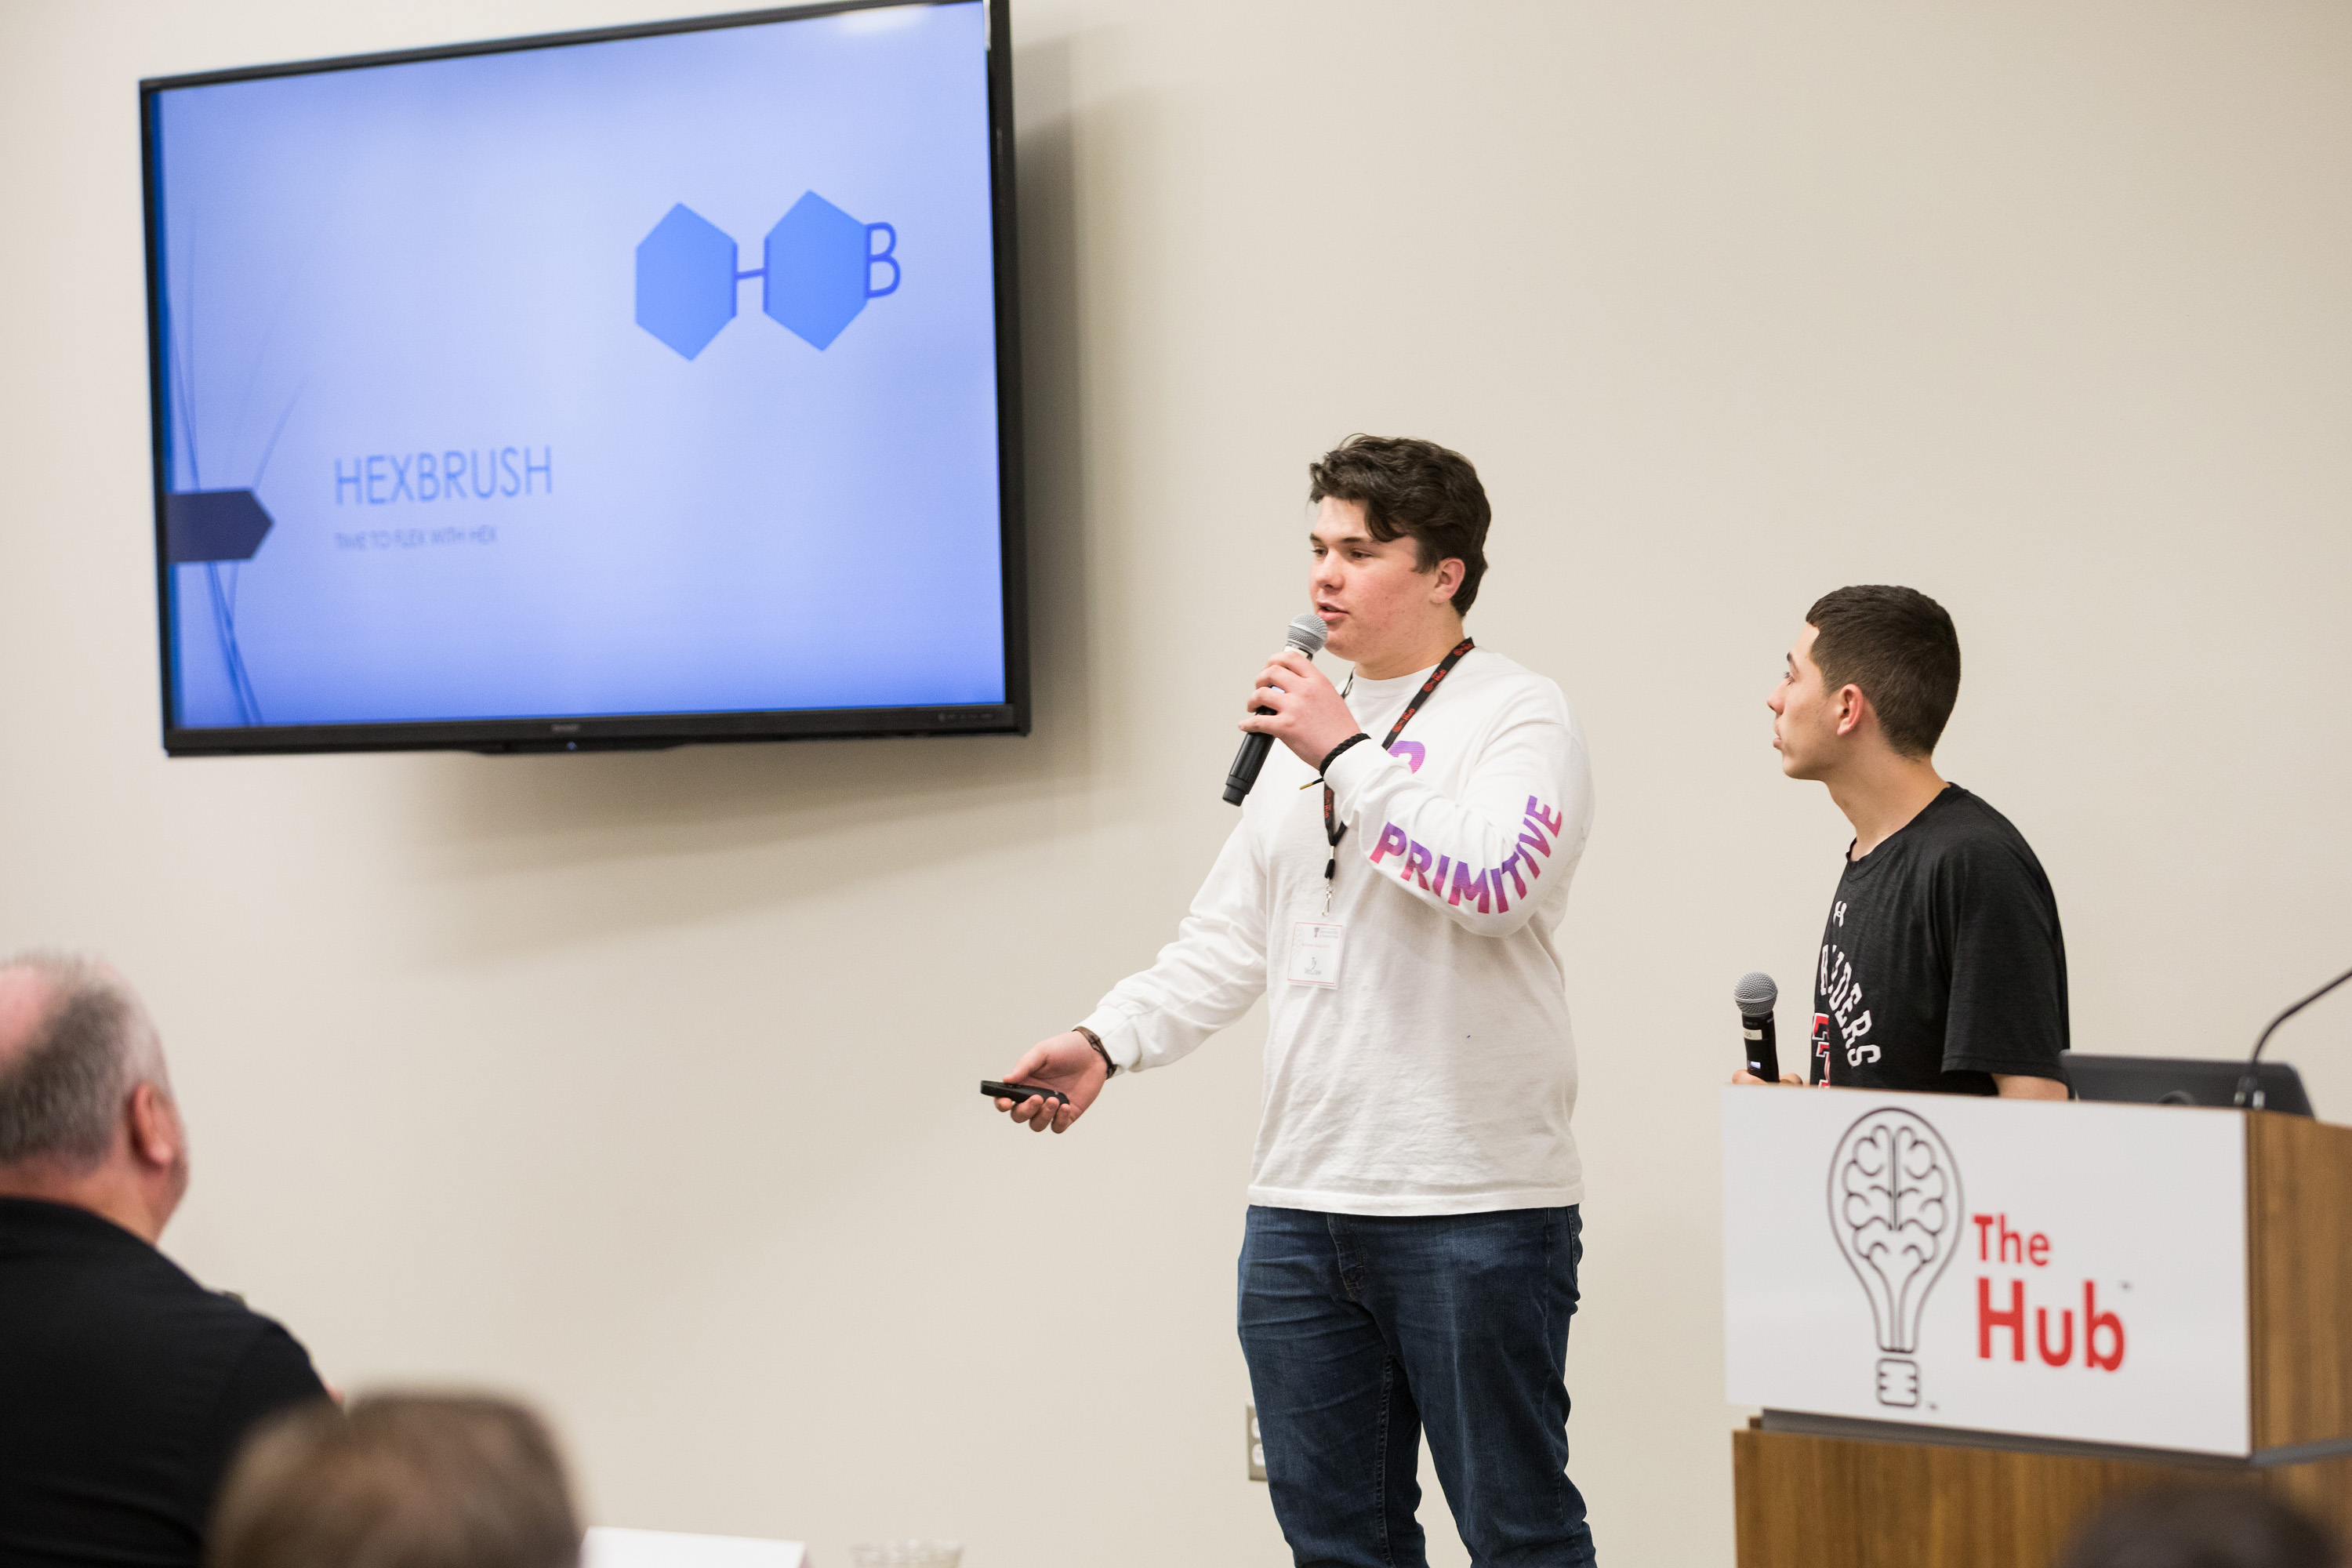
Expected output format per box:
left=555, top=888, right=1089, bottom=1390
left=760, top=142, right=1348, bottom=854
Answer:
left=211, top=1392, right=582, bottom=1568
left=1736, top=585, right=2071, bottom=1098
left=0, top=951, right=332, bottom=1567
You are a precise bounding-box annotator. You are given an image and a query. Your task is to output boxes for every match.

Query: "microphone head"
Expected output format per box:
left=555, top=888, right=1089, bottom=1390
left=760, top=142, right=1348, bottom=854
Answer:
left=1733, top=971, right=1778, bottom=1018
left=1284, top=613, right=1330, bottom=655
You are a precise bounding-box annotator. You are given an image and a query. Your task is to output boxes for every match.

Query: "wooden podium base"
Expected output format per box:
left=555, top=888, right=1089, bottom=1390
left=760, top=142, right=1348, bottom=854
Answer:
left=1733, top=1423, right=2352, bottom=1568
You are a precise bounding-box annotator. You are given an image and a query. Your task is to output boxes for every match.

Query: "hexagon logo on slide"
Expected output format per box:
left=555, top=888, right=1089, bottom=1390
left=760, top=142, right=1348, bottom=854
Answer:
left=763, top=192, right=874, bottom=350
left=635, top=204, right=739, bottom=359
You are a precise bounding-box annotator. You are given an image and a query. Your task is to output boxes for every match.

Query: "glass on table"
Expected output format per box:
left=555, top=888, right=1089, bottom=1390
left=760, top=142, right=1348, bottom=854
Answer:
left=848, top=1543, right=960, bottom=1567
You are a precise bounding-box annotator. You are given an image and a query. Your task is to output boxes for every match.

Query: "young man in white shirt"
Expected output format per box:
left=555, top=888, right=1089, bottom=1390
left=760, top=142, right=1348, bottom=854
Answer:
left=993, top=436, right=1599, bottom=1566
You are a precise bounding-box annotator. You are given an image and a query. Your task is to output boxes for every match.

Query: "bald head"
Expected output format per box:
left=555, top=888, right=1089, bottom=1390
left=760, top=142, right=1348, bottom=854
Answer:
left=0, top=954, right=184, bottom=1239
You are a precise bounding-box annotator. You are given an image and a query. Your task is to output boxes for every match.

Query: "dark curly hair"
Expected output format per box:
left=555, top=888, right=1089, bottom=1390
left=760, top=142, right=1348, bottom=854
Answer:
left=1306, top=435, right=1491, bottom=615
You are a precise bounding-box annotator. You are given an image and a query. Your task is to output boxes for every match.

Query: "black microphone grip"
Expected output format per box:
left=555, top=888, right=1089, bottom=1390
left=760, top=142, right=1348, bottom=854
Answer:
left=1743, top=1012, right=1780, bottom=1082
left=1221, top=615, right=1329, bottom=805
left=1224, top=724, right=1276, bottom=806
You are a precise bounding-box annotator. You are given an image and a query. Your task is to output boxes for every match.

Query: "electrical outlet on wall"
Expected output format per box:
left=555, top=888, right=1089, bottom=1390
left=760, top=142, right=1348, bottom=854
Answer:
left=1246, top=1405, right=1265, bottom=1482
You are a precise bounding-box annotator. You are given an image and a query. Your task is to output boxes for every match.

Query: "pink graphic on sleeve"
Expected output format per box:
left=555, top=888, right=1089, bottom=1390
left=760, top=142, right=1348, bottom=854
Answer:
left=1363, top=796, right=1570, bottom=916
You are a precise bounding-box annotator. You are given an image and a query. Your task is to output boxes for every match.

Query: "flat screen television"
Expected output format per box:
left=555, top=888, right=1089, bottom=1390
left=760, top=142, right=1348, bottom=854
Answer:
left=140, top=0, right=1025, bottom=755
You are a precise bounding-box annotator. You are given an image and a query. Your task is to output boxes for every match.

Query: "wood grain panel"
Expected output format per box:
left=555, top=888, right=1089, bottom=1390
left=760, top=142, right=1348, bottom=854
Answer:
left=2248, top=1111, right=2352, bottom=1450
left=1733, top=1428, right=2352, bottom=1568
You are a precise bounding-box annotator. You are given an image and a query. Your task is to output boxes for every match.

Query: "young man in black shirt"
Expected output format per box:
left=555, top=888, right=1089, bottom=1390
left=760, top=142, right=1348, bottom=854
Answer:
left=1739, top=585, right=2070, bottom=1098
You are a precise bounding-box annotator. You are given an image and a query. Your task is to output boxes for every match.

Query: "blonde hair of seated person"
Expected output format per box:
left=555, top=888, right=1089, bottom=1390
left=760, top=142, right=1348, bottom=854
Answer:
left=209, top=1392, right=580, bottom=1568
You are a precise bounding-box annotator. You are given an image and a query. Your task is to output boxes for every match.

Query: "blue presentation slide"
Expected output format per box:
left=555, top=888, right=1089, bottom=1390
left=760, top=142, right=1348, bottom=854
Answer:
left=151, top=2, right=1005, bottom=728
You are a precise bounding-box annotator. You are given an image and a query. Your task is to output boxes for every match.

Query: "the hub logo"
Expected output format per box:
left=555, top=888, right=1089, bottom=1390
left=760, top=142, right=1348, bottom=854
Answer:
left=634, top=192, right=900, bottom=359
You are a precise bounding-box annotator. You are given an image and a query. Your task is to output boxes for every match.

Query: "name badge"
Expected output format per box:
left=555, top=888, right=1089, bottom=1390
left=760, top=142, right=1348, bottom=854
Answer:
left=1287, top=921, right=1345, bottom=988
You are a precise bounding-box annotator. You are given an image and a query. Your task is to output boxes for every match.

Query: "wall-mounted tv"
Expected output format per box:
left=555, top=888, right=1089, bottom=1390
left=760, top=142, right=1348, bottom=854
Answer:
left=140, top=0, right=1024, bottom=755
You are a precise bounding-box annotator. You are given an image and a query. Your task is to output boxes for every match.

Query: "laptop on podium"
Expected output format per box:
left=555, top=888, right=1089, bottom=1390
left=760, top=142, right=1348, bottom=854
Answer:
left=2066, top=1054, right=2314, bottom=1117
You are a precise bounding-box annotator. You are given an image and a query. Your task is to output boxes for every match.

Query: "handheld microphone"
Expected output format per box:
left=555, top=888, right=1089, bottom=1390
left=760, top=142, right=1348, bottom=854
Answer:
left=1735, top=971, right=1780, bottom=1082
left=1223, top=613, right=1330, bottom=805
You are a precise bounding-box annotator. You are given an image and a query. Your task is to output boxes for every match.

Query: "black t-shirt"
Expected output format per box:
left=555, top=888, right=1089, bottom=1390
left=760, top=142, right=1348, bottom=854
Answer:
left=1806, top=784, right=2070, bottom=1095
left=0, top=1198, right=331, bottom=1567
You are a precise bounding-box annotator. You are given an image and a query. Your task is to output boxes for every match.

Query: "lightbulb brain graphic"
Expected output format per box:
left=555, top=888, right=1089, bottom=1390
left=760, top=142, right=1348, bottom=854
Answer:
left=1828, top=1109, right=1962, bottom=1407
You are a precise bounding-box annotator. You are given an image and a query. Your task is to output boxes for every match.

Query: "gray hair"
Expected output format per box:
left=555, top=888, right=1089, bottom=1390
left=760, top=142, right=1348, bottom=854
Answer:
left=0, top=951, right=166, bottom=1169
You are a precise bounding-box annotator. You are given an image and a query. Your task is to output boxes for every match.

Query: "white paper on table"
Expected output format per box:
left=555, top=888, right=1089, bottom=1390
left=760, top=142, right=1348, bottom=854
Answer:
left=583, top=1526, right=808, bottom=1568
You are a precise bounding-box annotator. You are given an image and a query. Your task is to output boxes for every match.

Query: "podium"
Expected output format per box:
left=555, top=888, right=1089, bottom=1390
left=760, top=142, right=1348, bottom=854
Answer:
left=1721, top=1088, right=2352, bottom=1566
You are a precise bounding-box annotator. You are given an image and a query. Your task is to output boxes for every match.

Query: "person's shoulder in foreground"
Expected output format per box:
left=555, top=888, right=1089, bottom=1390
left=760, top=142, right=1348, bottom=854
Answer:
left=2058, top=1483, right=2341, bottom=1568
left=0, top=950, right=329, bottom=1568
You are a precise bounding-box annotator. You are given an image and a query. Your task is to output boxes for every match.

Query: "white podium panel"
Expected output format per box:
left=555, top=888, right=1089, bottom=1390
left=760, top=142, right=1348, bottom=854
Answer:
left=1722, top=1087, right=2249, bottom=1456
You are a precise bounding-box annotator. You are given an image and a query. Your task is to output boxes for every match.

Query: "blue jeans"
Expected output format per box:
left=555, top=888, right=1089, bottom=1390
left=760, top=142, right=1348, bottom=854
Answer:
left=1238, top=1205, right=1595, bottom=1568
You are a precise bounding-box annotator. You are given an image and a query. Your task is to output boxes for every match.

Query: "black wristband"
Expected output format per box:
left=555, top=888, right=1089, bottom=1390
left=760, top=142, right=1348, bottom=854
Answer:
left=1074, top=1024, right=1116, bottom=1078
left=1317, top=732, right=1371, bottom=777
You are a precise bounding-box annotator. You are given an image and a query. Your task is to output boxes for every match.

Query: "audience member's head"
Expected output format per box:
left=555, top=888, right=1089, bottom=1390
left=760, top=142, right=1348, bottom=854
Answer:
left=2059, top=1484, right=2341, bottom=1568
left=211, top=1393, right=581, bottom=1568
left=0, top=950, right=187, bottom=1240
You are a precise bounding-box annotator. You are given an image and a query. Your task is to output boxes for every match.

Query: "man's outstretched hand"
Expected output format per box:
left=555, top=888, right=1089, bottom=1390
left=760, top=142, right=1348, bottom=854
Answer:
left=993, top=1029, right=1108, bottom=1134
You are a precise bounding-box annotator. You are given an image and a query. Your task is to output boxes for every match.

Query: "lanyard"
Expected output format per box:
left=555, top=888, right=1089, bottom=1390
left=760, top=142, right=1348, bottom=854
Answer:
left=1321, top=638, right=1475, bottom=903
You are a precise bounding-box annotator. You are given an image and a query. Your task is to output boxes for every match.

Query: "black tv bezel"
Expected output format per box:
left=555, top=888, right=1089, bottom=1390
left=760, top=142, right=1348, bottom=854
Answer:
left=139, top=0, right=1028, bottom=757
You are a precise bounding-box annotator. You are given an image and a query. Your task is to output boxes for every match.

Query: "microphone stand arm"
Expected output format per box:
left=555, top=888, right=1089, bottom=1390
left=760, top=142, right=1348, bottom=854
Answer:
left=2234, top=963, right=2352, bottom=1109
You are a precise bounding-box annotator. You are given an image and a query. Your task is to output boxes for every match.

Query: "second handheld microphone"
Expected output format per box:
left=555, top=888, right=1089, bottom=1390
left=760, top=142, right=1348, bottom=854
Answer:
left=1735, top=971, right=1780, bottom=1082
left=1223, top=613, right=1330, bottom=805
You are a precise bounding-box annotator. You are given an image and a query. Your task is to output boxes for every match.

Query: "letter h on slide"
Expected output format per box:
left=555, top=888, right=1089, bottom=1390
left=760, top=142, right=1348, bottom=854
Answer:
left=634, top=192, right=901, bottom=359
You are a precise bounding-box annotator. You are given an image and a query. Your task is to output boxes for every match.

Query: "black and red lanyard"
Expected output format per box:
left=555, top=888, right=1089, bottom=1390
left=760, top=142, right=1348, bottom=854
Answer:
left=1320, top=637, right=1475, bottom=889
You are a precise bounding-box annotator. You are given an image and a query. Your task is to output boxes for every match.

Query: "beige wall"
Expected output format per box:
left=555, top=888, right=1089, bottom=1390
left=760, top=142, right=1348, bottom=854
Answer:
left=5, top=2, right=2350, bottom=1563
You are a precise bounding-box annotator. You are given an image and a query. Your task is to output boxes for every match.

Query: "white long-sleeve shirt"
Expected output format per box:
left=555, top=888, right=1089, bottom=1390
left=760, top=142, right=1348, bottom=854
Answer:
left=1080, top=647, right=1595, bottom=1215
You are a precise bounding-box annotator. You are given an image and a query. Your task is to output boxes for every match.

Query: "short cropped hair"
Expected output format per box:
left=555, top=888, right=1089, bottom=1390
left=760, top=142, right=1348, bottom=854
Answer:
left=0, top=952, right=158, bottom=1170
left=1805, top=585, right=1962, bottom=759
left=1307, top=435, right=1492, bottom=615
left=211, top=1394, right=582, bottom=1568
